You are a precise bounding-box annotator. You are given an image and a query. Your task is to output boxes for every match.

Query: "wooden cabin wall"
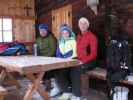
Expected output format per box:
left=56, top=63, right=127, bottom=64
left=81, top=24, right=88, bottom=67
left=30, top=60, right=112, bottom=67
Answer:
left=36, top=0, right=133, bottom=38
left=36, top=0, right=132, bottom=65
left=36, top=0, right=95, bottom=34
left=104, top=0, right=133, bottom=38
left=0, top=0, right=35, bottom=17
left=0, top=0, right=35, bottom=53
left=104, top=0, right=133, bottom=64
left=35, top=0, right=105, bottom=64
left=13, top=18, right=35, bottom=53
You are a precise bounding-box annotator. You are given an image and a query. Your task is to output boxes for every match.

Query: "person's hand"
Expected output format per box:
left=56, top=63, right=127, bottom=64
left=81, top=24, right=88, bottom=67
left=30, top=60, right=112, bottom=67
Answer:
left=78, top=60, right=83, bottom=65
left=17, top=52, right=20, bottom=56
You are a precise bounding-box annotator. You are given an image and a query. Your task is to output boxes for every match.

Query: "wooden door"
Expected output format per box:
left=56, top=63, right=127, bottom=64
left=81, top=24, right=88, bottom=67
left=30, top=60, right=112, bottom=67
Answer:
left=52, top=5, right=72, bottom=39
left=13, top=18, right=35, bottom=53
left=13, top=18, right=35, bottom=42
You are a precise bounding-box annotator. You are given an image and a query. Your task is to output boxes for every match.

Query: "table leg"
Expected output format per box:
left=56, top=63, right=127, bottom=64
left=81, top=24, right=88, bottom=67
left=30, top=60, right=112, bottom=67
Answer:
left=26, top=73, right=49, bottom=100
left=23, top=72, right=49, bottom=100
left=0, top=69, right=6, bottom=84
left=0, top=96, right=4, bottom=100
left=5, top=72, right=21, bottom=88
left=0, top=68, right=21, bottom=89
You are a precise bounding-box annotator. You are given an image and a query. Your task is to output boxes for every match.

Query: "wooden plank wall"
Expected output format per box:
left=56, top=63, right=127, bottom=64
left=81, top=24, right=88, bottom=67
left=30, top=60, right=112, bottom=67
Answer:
left=0, top=0, right=35, bottom=17
left=36, top=0, right=133, bottom=36
left=36, top=0, right=95, bottom=34
left=35, top=0, right=104, bottom=62
left=35, top=0, right=133, bottom=64
left=13, top=18, right=35, bottom=42
left=13, top=18, right=35, bottom=53
left=0, top=0, right=36, bottom=53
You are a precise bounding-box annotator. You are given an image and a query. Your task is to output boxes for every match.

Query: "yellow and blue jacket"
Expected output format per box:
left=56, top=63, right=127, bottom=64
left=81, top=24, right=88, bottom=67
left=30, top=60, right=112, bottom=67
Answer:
left=56, top=34, right=77, bottom=58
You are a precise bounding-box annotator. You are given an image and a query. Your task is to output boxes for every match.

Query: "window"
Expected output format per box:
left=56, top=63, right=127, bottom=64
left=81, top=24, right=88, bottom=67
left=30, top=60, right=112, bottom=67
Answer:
left=0, top=18, right=13, bottom=42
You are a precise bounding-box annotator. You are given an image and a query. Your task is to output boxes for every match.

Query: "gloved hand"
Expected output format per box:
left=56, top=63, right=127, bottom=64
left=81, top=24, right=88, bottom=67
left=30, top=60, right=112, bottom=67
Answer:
left=63, top=50, right=73, bottom=58
left=78, top=60, right=83, bottom=65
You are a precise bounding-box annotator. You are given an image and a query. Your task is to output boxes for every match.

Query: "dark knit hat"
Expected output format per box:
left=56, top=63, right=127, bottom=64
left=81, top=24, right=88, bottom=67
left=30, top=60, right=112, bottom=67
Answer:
left=39, top=24, right=49, bottom=31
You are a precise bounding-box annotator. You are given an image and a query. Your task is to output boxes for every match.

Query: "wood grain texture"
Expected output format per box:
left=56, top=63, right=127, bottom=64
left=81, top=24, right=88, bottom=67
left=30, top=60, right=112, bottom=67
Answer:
left=0, top=0, right=35, bottom=17
left=87, top=68, right=133, bottom=85
left=25, top=72, right=49, bottom=100
left=13, top=19, right=35, bottom=43
left=0, top=85, right=7, bottom=100
left=23, top=72, right=47, bottom=100
left=0, top=56, right=79, bottom=74
left=0, top=86, right=7, bottom=95
left=52, top=5, right=72, bottom=38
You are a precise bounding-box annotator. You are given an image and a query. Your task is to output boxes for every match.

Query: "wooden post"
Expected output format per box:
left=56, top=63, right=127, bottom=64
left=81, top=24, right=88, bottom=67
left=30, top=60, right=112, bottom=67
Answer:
left=0, top=86, right=7, bottom=100
left=0, top=96, right=4, bottom=100
left=80, top=74, right=89, bottom=97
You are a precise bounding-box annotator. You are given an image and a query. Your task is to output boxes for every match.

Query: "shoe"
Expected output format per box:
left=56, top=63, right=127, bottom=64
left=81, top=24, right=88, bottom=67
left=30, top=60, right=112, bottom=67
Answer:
left=49, top=78, right=61, bottom=97
left=81, top=96, right=88, bottom=100
left=58, top=93, right=72, bottom=100
left=49, top=87, right=61, bottom=97
left=71, top=95, right=80, bottom=100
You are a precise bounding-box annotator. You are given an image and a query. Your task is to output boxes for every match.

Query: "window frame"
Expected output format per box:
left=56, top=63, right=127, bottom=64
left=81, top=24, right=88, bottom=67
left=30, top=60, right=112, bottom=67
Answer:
left=0, top=17, right=13, bottom=43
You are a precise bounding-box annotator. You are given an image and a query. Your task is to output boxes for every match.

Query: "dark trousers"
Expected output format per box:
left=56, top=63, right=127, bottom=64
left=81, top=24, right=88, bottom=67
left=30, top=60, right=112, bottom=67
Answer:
left=43, top=63, right=95, bottom=97
left=55, top=63, right=95, bottom=97
left=55, top=66, right=81, bottom=97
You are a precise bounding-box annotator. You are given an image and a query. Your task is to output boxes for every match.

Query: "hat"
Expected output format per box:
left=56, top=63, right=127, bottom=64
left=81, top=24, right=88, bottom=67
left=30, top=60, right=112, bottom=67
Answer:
left=60, top=24, right=72, bottom=34
left=59, top=24, right=76, bottom=44
left=39, top=24, right=49, bottom=31
left=78, top=17, right=90, bottom=27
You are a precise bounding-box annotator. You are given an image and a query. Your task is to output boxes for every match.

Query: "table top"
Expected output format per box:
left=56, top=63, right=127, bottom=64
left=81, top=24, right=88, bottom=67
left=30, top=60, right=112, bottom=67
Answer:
left=0, top=56, right=79, bottom=74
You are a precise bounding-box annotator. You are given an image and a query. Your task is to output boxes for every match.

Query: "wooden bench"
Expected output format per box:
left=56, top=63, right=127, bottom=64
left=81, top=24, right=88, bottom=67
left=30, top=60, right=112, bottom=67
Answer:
left=87, top=68, right=133, bottom=85
left=0, top=86, right=7, bottom=100
left=81, top=68, right=133, bottom=97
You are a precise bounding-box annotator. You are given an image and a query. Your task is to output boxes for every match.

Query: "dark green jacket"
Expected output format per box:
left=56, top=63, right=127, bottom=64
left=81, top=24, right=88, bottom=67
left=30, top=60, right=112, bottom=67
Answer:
left=36, top=34, right=57, bottom=57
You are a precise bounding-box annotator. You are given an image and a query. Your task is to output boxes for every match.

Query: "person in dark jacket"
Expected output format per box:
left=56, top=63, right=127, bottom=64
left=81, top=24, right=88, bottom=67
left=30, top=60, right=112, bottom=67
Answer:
left=35, top=24, right=57, bottom=95
left=36, top=24, right=57, bottom=56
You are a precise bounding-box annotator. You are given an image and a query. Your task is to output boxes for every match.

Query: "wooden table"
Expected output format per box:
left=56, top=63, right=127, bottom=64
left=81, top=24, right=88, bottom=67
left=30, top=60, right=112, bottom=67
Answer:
left=0, top=56, right=79, bottom=100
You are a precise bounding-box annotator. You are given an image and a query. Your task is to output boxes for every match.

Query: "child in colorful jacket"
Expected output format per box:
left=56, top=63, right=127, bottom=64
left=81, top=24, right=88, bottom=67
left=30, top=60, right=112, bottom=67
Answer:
left=53, top=24, right=81, bottom=100
left=56, top=24, right=77, bottom=58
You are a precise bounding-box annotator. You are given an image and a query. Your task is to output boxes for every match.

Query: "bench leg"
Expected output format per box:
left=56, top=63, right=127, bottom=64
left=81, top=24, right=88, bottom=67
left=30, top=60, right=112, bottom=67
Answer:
left=0, top=96, right=4, bottom=100
left=0, top=70, right=6, bottom=84
left=81, top=74, right=89, bottom=97
left=24, top=72, right=49, bottom=100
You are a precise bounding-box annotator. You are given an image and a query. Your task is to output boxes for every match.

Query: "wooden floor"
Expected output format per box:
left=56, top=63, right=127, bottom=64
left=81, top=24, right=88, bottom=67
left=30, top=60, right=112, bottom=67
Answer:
left=5, top=89, right=108, bottom=100
left=4, top=89, right=133, bottom=100
left=3, top=78, right=108, bottom=100
left=3, top=78, right=133, bottom=100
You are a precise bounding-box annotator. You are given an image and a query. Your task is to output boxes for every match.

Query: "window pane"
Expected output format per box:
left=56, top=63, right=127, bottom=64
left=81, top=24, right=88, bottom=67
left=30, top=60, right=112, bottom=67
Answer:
left=3, top=18, right=12, bottom=30
left=0, top=18, right=2, bottom=31
left=0, top=31, right=2, bottom=42
left=3, top=31, right=12, bottom=42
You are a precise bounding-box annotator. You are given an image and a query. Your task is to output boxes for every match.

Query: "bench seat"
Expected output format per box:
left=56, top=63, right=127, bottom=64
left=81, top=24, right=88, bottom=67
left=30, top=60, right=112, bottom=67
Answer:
left=86, top=68, right=133, bottom=85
